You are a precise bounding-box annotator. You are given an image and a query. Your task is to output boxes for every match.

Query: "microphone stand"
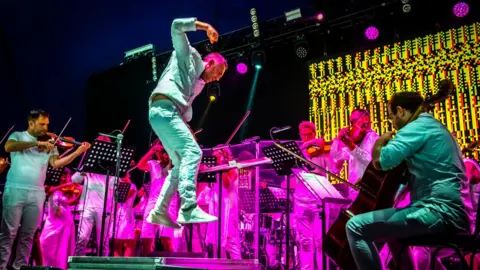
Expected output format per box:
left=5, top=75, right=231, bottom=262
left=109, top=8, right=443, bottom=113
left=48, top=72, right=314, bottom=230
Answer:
left=110, top=133, right=123, bottom=256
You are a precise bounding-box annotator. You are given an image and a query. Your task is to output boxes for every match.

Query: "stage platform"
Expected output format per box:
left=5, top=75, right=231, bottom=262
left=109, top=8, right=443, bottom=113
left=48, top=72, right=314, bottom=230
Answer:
left=68, top=256, right=260, bottom=270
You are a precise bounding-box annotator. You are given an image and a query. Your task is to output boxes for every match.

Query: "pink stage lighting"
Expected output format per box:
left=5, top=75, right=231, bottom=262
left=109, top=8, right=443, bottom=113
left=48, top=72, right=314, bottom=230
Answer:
left=316, top=12, right=325, bottom=21
left=365, top=26, right=379, bottom=40
left=453, top=2, right=470, bottom=17
left=236, top=62, right=248, bottom=74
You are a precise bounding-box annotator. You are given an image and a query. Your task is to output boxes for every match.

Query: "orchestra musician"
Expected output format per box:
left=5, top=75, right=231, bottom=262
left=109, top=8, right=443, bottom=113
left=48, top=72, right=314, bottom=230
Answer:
left=411, top=132, right=478, bottom=270
left=330, top=109, right=379, bottom=199
left=72, top=135, right=115, bottom=256
left=204, top=147, right=242, bottom=259
left=136, top=140, right=180, bottom=255
left=294, top=121, right=341, bottom=269
left=40, top=168, right=82, bottom=269
left=146, top=17, right=227, bottom=227
left=0, top=109, right=90, bottom=270
left=346, top=92, right=471, bottom=270
left=110, top=173, right=137, bottom=257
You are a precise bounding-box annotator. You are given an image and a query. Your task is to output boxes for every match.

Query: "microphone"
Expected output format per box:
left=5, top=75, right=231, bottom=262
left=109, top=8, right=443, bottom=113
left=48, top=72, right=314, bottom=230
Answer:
left=241, top=136, right=260, bottom=144
left=116, top=133, right=123, bottom=158
left=271, top=126, right=291, bottom=134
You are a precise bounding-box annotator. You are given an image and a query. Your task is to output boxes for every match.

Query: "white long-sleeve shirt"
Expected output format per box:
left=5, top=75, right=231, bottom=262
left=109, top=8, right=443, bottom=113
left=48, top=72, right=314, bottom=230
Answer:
left=149, top=18, right=206, bottom=122
left=330, top=130, right=379, bottom=184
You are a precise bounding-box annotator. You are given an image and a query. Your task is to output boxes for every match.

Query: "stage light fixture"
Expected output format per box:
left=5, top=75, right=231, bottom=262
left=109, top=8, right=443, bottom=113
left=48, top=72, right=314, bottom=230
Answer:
left=285, top=8, right=302, bottom=22
left=365, top=26, right=379, bottom=40
left=453, top=2, right=469, bottom=17
left=251, top=50, right=266, bottom=68
left=251, top=8, right=260, bottom=38
left=316, top=12, right=325, bottom=21
left=400, top=0, right=411, bottom=13
left=294, top=38, right=309, bottom=59
left=206, top=82, right=220, bottom=102
left=236, top=58, right=249, bottom=74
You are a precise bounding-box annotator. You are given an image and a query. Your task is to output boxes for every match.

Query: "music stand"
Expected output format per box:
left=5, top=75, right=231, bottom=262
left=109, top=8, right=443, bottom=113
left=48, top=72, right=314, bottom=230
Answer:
left=291, top=169, right=351, bottom=270
left=262, top=141, right=309, bottom=176
left=116, top=182, right=132, bottom=203
left=262, top=141, right=307, bottom=268
left=198, top=156, right=217, bottom=183
left=45, top=166, right=65, bottom=186
left=81, top=139, right=135, bottom=257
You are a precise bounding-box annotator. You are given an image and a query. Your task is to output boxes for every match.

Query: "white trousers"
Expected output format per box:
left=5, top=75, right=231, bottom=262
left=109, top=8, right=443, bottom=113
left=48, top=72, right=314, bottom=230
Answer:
left=74, top=206, right=111, bottom=256
left=149, top=100, right=201, bottom=212
left=0, top=187, right=45, bottom=270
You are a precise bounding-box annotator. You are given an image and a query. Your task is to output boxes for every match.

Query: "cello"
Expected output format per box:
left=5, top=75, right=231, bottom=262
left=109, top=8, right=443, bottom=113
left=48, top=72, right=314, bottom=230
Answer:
left=322, top=79, right=455, bottom=269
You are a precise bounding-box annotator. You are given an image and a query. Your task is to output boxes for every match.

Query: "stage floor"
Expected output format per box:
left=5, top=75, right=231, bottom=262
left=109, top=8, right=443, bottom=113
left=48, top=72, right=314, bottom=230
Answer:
left=68, top=256, right=260, bottom=270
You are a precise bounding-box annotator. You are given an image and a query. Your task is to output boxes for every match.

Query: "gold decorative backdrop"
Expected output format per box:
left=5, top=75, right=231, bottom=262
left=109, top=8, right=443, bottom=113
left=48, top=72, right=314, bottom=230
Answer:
left=309, top=23, right=480, bottom=165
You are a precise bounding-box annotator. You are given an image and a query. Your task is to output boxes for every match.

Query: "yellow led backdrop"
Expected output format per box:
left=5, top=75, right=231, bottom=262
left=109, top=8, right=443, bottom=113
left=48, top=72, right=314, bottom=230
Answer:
left=309, top=23, right=480, bottom=182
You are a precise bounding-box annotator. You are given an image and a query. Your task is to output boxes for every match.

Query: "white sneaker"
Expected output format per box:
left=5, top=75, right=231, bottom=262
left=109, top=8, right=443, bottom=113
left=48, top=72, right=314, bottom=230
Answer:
left=177, top=206, right=218, bottom=224
left=146, top=210, right=181, bottom=229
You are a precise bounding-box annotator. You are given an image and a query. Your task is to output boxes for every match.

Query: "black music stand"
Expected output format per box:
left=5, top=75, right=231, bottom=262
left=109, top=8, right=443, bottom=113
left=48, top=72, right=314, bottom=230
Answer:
left=116, top=182, right=132, bottom=203
left=45, top=166, right=65, bottom=187
left=198, top=156, right=217, bottom=183
left=82, top=139, right=135, bottom=256
left=262, top=141, right=306, bottom=269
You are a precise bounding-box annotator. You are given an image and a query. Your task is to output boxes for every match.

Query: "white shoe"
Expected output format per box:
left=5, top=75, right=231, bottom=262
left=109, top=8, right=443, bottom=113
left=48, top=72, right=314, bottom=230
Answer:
left=146, top=210, right=181, bottom=229
left=177, top=206, right=218, bottom=224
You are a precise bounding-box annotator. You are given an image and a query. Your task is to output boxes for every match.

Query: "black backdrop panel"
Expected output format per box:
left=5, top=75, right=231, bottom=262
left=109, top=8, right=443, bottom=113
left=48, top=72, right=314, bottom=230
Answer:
left=85, top=56, right=155, bottom=186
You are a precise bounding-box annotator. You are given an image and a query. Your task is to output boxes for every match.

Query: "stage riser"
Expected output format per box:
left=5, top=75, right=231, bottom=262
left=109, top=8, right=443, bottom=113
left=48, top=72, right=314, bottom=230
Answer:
left=68, top=257, right=260, bottom=270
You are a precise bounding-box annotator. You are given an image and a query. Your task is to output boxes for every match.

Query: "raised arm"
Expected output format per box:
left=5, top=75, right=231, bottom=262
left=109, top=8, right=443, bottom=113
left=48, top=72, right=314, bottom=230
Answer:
left=171, top=18, right=218, bottom=63
left=49, top=142, right=90, bottom=169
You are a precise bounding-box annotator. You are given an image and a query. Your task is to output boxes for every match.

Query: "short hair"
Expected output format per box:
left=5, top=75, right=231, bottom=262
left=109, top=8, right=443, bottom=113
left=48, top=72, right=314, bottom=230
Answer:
left=298, top=121, right=316, bottom=133
left=388, top=91, right=424, bottom=114
left=352, top=108, right=370, bottom=117
left=28, top=109, right=49, bottom=122
left=204, top=53, right=228, bottom=70
left=96, top=135, right=111, bottom=142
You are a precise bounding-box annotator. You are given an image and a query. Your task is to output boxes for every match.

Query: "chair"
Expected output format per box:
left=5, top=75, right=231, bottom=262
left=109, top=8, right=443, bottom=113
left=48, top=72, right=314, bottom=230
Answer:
left=396, top=199, right=480, bottom=270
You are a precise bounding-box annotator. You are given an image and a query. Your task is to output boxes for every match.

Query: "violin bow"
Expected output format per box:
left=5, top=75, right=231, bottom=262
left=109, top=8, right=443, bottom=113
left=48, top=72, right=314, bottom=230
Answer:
left=121, top=120, right=131, bottom=134
left=0, top=125, right=15, bottom=145
left=53, top=117, right=72, bottom=146
left=225, top=110, right=251, bottom=145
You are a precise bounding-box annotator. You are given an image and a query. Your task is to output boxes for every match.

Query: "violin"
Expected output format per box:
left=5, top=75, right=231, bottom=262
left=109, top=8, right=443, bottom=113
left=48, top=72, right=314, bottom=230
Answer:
left=38, top=132, right=82, bottom=150
left=304, top=138, right=332, bottom=158
left=0, top=124, right=15, bottom=174
left=60, top=184, right=81, bottom=195
left=342, top=112, right=370, bottom=144
left=0, top=157, right=9, bottom=174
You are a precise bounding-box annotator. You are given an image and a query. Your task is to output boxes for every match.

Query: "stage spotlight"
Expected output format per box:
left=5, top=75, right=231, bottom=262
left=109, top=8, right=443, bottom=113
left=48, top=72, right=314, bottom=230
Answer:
left=365, top=26, right=379, bottom=40
left=236, top=57, right=249, bottom=74
left=453, top=2, right=469, bottom=17
left=316, top=12, right=325, bottom=21
left=401, top=0, right=411, bottom=13
left=251, top=50, right=266, bottom=68
left=251, top=8, right=261, bottom=38
left=294, top=38, right=309, bottom=59
left=206, top=82, right=220, bottom=102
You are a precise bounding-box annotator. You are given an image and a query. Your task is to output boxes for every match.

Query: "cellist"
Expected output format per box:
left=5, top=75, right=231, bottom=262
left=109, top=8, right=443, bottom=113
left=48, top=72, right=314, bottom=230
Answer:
left=346, top=91, right=471, bottom=270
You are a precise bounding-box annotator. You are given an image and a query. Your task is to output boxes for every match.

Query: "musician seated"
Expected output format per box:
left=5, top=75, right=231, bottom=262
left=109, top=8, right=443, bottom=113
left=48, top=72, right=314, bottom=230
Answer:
left=345, top=91, right=471, bottom=270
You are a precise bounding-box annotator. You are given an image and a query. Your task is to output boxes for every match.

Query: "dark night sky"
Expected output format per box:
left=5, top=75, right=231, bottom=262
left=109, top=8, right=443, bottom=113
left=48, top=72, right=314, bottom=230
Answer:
left=0, top=0, right=312, bottom=137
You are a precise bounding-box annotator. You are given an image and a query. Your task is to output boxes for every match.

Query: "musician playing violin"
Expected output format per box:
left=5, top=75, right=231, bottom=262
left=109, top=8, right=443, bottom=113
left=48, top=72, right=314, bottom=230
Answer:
left=0, top=109, right=90, bottom=270
left=295, top=121, right=343, bottom=269
left=346, top=92, right=471, bottom=270
left=330, top=109, right=379, bottom=199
